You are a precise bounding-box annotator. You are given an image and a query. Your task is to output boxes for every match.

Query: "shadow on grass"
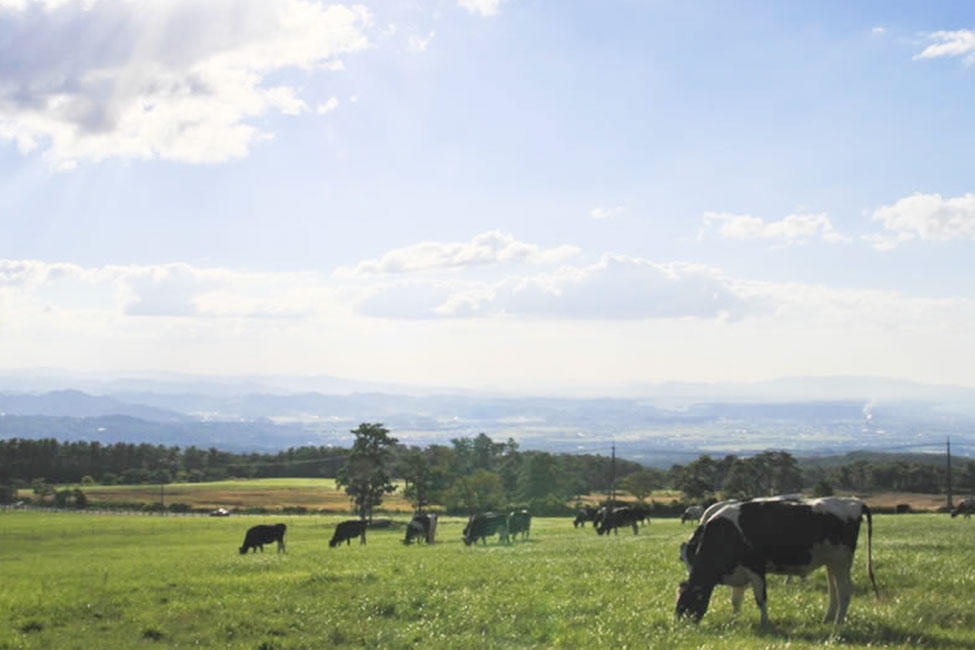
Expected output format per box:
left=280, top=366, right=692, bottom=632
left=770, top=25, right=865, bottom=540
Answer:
left=752, top=621, right=968, bottom=648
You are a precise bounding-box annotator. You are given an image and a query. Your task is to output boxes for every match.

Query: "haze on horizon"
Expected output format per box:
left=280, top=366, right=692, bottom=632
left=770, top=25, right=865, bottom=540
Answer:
left=2, top=1, right=975, bottom=396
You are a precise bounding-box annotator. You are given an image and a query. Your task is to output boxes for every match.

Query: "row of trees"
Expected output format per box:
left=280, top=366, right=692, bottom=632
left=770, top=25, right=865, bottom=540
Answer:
left=336, top=424, right=656, bottom=517
left=4, top=429, right=968, bottom=516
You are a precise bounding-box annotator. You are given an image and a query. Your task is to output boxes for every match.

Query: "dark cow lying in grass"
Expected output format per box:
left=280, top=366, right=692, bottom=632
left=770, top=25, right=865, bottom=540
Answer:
left=676, top=496, right=877, bottom=625
left=951, top=499, right=975, bottom=518
left=463, top=512, right=509, bottom=546
left=329, top=519, right=367, bottom=548
left=239, top=523, right=287, bottom=554
left=573, top=505, right=598, bottom=528
left=509, top=510, right=531, bottom=540
left=404, top=514, right=438, bottom=545
left=595, top=506, right=642, bottom=535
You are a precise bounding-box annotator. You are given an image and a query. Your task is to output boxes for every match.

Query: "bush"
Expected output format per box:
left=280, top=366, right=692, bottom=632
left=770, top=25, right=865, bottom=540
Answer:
left=0, top=484, right=17, bottom=504
left=168, top=503, right=192, bottom=513
left=811, top=479, right=834, bottom=497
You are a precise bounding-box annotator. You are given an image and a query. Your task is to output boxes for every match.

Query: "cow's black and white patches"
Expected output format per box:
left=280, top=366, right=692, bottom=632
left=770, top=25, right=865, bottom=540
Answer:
left=509, top=510, right=531, bottom=540
left=951, top=499, right=975, bottom=519
left=676, top=497, right=876, bottom=625
left=404, top=514, right=437, bottom=545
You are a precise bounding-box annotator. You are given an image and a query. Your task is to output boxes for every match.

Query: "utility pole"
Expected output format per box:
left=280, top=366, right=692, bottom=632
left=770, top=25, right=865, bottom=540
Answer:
left=609, top=441, right=616, bottom=507
left=160, top=482, right=165, bottom=515
left=947, top=437, right=953, bottom=510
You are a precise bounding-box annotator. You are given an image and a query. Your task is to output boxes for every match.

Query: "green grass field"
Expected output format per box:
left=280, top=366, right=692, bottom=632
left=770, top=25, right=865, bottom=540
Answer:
left=2, top=511, right=974, bottom=649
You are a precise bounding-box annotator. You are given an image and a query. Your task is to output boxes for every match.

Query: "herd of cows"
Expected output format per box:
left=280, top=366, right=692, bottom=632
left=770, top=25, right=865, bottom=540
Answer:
left=233, top=495, right=974, bottom=627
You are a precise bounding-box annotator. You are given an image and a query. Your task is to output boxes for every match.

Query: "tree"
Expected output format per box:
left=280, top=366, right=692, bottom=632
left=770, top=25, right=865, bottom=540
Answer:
left=335, top=423, right=398, bottom=520
left=400, top=447, right=450, bottom=513
left=444, top=470, right=506, bottom=514
left=620, top=470, right=659, bottom=503
left=518, top=452, right=560, bottom=501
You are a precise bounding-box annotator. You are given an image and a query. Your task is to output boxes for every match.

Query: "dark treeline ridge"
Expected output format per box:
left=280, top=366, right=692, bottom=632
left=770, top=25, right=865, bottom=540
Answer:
left=668, top=451, right=975, bottom=499
left=3, top=433, right=972, bottom=515
left=0, top=434, right=647, bottom=515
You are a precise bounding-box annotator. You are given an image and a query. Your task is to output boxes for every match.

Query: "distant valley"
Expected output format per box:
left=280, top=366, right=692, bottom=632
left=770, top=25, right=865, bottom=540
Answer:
left=1, top=373, right=973, bottom=466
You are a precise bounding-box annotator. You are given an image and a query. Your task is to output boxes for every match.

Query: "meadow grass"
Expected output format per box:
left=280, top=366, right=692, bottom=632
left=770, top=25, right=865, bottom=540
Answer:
left=33, top=478, right=415, bottom=512
left=1, top=511, right=973, bottom=648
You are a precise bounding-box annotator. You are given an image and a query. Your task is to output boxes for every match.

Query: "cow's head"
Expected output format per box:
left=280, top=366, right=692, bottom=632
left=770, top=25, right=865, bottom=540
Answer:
left=238, top=545, right=248, bottom=555
left=675, top=581, right=713, bottom=622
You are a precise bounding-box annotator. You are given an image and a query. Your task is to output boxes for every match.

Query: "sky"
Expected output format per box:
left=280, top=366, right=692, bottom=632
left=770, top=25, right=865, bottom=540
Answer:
left=2, top=0, right=975, bottom=394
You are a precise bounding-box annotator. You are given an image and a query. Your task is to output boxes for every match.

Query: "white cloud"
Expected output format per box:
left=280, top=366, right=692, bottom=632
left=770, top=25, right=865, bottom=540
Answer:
left=915, top=29, right=975, bottom=65
left=0, top=0, right=371, bottom=168
left=590, top=205, right=625, bottom=220
left=3, top=256, right=975, bottom=388
left=458, top=0, right=506, bottom=17
left=357, top=254, right=766, bottom=321
left=871, top=26, right=886, bottom=36
left=335, top=231, right=580, bottom=277
left=868, top=192, right=975, bottom=249
left=316, top=97, right=340, bottom=114
left=700, top=211, right=850, bottom=245
left=408, top=31, right=435, bottom=53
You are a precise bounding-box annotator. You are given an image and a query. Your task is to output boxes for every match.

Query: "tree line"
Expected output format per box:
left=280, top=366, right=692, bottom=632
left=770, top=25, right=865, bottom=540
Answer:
left=2, top=427, right=968, bottom=515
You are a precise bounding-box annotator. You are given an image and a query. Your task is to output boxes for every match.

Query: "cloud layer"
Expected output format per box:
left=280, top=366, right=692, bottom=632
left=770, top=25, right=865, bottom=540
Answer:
left=0, top=0, right=370, bottom=168
left=335, top=231, right=580, bottom=276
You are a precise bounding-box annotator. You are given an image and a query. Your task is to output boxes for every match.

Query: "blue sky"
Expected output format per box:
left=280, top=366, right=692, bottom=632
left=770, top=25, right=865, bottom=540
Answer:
left=2, top=0, right=975, bottom=393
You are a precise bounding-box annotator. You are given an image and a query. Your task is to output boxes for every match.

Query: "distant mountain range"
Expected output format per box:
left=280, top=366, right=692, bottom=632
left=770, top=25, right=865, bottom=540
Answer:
left=1, top=371, right=973, bottom=465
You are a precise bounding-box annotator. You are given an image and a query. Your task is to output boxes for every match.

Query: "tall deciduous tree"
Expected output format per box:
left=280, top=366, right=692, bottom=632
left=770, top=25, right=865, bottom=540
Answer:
left=336, top=423, right=398, bottom=520
left=620, top=470, right=659, bottom=503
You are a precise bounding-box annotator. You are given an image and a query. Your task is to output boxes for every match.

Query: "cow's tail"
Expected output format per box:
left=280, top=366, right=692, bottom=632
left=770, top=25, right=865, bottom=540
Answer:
left=864, top=503, right=879, bottom=598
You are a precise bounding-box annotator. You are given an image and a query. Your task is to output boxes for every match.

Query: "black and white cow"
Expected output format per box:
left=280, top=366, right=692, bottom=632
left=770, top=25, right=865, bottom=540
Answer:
left=595, top=506, right=642, bottom=535
left=329, top=519, right=367, bottom=547
left=573, top=505, right=599, bottom=528
left=403, top=514, right=438, bottom=545
left=462, top=512, right=509, bottom=546
left=676, top=497, right=877, bottom=625
left=509, top=510, right=531, bottom=540
left=951, top=499, right=975, bottom=519
left=681, top=505, right=704, bottom=524
left=239, top=523, right=287, bottom=554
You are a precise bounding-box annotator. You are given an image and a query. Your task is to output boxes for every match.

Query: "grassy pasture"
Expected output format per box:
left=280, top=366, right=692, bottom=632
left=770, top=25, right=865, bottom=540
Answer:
left=31, top=478, right=416, bottom=512
left=2, top=511, right=975, bottom=648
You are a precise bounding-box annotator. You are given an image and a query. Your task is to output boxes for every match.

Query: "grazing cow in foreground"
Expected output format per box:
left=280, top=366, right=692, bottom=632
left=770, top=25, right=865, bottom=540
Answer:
left=463, top=512, right=509, bottom=546
left=676, top=497, right=877, bottom=625
left=595, top=506, right=642, bottom=535
left=239, top=523, right=287, bottom=554
left=679, top=496, right=804, bottom=613
left=329, top=519, right=368, bottom=547
left=404, top=514, right=438, bottom=545
left=681, top=505, right=704, bottom=524
left=573, top=505, right=599, bottom=528
left=509, top=510, right=531, bottom=540
left=951, top=499, right=975, bottom=519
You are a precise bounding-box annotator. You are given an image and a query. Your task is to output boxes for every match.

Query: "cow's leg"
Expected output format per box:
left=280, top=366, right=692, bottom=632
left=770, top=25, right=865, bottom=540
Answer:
left=360, top=530, right=366, bottom=545
left=632, top=522, right=638, bottom=535
left=747, top=571, right=768, bottom=625
left=832, top=561, right=855, bottom=624
left=824, top=566, right=839, bottom=623
left=278, top=539, right=285, bottom=553
left=730, top=586, right=745, bottom=614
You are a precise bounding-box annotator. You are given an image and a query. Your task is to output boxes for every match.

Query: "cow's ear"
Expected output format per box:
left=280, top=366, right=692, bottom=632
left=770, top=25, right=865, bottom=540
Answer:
left=678, top=581, right=688, bottom=589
